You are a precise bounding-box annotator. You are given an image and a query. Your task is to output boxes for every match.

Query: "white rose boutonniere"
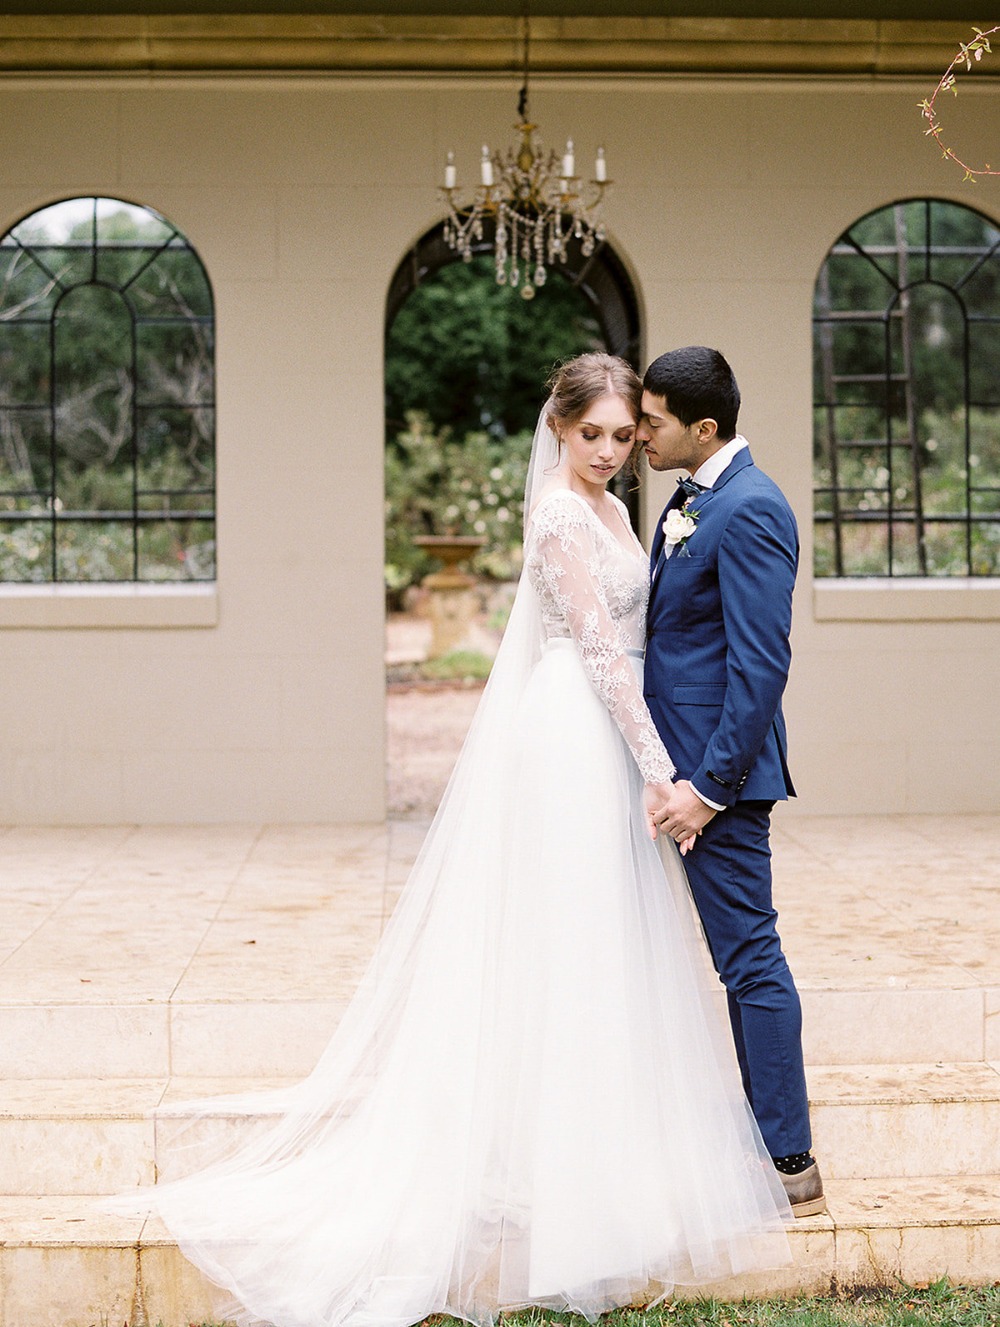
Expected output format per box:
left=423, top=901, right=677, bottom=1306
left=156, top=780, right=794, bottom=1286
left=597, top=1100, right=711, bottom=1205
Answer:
left=662, top=504, right=700, bottom=556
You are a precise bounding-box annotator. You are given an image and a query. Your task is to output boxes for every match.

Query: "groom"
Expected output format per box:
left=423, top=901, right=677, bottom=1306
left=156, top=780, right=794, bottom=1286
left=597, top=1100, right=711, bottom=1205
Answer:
left=636, top=346, right=824, bottom=1217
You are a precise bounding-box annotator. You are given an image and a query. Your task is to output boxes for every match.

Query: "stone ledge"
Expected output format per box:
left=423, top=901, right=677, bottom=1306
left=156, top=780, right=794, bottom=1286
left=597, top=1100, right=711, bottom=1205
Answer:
left=813, top=577, right=1000, bottom=621
left=0, top=16, right=982, bottom=76
left=0, top=582, right=218, bottom=629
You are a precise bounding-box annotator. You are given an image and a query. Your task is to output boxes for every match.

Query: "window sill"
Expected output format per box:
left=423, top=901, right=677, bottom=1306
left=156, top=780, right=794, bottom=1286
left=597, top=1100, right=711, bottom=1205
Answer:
left=813, top=578, right=1000, bottom=622
left=0, top=583, right=218, bottom=629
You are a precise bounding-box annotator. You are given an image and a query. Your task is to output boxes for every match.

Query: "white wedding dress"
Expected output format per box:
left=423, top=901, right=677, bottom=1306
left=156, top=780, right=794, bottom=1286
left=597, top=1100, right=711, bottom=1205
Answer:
left=117, top=412, right=791, bottom=1327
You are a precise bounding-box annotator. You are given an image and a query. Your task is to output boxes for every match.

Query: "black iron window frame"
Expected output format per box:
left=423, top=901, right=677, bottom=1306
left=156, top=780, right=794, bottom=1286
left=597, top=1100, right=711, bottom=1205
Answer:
left=0, top=196, right=216, bottom=583
left=813, top=197, right=1000, bottom=578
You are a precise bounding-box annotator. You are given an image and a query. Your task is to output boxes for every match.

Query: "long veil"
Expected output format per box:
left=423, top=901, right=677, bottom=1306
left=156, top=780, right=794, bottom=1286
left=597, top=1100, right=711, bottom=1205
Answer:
left=111, top=399, right=790, bottom=1327
left=148, top=404, right=561, bottom=1146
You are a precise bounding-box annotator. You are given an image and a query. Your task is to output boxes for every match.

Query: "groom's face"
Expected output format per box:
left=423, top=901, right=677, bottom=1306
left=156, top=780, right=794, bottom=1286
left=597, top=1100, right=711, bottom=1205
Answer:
left=636, top=392, right=701, bottom=473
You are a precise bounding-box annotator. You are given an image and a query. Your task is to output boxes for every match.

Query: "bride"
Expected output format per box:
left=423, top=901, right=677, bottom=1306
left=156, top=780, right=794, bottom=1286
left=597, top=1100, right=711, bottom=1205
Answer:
left=122, top=353, right=791, bottom=1327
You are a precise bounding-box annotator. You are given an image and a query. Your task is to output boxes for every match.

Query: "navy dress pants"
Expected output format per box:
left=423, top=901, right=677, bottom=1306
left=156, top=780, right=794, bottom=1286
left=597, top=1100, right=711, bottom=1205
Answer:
left=679, top=799, right=811, bottom=1159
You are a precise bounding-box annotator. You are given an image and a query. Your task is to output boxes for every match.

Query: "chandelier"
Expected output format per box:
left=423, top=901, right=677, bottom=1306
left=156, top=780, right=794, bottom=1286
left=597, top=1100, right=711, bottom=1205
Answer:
left=439, top=10, right=610, bottom=299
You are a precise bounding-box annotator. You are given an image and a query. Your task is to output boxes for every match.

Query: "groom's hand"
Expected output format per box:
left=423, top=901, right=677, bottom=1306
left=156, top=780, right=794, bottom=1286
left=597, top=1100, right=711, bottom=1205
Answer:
left=654, top=779, right=718, bottom=848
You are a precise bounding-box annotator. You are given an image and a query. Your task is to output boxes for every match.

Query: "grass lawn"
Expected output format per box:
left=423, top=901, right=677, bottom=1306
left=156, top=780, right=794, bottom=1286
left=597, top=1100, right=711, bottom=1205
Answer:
left=188, top=1280, right=1000, bottom=1327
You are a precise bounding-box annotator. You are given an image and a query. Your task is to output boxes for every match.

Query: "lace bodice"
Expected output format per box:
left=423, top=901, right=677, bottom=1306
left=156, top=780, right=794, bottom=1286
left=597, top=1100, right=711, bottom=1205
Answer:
left=524, top=490, right=675, bottom=785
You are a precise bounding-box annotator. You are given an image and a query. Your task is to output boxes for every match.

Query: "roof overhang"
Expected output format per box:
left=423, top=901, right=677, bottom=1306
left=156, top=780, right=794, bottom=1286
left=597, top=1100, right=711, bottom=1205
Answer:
left=0, top=7, right=990, bottom=76
left=0, top=2, right=988, bottom=15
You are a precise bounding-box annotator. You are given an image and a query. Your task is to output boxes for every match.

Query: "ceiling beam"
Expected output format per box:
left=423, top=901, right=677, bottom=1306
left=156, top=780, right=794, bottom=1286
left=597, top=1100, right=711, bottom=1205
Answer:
left=0, top=15, right=981, bottom=77
left=0, top=1, right=987, bottom=15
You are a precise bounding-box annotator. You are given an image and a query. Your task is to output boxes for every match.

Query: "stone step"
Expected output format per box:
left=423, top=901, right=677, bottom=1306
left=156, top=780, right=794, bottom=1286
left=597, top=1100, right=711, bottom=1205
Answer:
left=2, top=1064, right=1000, bottom=1197
left=0, top=981, right=993, bottom=1080
left=808, top=1061, right=1000, bottom=1179
left=1, top=1177, right=998, bottom=1327
left=0, top=1076, right=293, bottom=1196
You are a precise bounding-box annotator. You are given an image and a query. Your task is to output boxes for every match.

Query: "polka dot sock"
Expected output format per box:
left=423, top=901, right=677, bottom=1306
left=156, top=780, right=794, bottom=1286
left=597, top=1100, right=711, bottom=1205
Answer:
left=772, top=1151, right=814, bottom=1175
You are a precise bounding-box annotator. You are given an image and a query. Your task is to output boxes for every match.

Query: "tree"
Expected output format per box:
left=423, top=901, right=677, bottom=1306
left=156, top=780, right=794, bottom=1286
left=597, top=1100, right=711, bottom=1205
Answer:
left=385, top=256, right=601, bottom=441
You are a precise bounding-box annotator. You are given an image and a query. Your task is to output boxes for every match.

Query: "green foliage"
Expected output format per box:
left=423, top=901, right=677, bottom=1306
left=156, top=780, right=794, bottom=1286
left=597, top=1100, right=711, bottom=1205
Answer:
left=419, top=649, right=494, bottom=681
left=383, top=255, right=603, bottom=597
left=385, top=256, right=601, bottom=440
left=0, top=445, right=215, bottom=582
left=385, top=412, right=532, bottom=600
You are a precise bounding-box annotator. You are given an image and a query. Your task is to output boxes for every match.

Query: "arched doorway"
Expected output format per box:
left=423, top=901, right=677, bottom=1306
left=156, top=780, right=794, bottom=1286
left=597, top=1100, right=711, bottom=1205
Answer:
left=384, top=221, right=643, bottom=818
left=386, top=221, right=641, bottom=363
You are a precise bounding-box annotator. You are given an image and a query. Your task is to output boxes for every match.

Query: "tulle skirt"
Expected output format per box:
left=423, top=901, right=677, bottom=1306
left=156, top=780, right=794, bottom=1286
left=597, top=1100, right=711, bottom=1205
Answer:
left=116, top=638, right=790, bottom=1327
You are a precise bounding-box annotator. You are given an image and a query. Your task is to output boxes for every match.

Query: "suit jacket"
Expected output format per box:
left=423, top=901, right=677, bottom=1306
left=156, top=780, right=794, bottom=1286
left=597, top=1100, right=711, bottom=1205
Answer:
left=644, top=448, right=798, bottom=806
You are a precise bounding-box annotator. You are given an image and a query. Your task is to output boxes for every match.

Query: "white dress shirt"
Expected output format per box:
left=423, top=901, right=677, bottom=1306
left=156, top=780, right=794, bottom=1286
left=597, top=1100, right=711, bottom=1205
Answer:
left=691, top=434, right=749, bottom=488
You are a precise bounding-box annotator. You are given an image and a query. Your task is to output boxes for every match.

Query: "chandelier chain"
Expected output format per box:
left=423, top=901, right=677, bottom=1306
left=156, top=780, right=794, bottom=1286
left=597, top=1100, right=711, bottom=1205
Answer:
left=518, top=6, right=530, bottom=123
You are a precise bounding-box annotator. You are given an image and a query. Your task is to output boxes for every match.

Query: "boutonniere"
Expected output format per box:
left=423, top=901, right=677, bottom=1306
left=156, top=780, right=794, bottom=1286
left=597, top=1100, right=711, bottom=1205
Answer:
left=662, top=502, right=701, bottom=557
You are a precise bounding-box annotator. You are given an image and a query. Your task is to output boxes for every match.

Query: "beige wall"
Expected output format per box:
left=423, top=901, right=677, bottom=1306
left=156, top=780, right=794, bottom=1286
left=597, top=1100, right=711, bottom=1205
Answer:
left=0, top=73, right=997, bottom=821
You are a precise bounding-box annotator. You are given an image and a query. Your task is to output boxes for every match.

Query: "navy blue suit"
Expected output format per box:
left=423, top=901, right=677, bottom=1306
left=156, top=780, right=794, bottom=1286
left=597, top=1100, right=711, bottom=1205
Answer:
left=644, top=448, right=810, bottom=1157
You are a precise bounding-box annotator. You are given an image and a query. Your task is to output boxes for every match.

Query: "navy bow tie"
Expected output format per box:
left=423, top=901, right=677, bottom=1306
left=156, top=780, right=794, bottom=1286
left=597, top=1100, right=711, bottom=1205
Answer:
left=676, top=476, right=708, bottom=501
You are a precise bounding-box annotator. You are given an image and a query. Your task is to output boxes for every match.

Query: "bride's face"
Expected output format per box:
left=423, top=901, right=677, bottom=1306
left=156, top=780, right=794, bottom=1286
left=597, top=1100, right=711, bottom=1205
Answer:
left=556, top=393, right=637, bottom=490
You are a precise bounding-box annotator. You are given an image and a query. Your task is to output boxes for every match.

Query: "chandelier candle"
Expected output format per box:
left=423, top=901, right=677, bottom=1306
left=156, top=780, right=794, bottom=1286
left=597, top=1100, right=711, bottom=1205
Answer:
left=438, top=11, right=610, bottom=297
left=439, top=123, right=610, bottom=297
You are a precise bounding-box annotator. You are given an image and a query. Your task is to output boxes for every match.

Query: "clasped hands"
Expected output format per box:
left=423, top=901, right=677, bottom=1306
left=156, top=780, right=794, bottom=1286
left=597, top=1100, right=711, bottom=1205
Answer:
left=643, top=779, right=717, bottom=855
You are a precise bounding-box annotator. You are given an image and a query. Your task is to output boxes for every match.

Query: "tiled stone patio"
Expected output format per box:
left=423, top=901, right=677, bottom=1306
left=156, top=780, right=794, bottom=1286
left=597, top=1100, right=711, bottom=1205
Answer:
left=0, top=814, right=998, bottom=1325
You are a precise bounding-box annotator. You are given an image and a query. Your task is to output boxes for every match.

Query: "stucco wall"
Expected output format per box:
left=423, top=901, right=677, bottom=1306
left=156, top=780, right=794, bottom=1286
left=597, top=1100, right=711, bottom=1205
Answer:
left=0, top=74, right=997, bottom=820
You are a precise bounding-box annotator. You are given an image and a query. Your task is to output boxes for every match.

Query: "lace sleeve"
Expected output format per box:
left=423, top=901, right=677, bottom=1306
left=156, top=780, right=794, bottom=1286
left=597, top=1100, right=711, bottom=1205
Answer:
left=526, top=496, right=676, bottom=785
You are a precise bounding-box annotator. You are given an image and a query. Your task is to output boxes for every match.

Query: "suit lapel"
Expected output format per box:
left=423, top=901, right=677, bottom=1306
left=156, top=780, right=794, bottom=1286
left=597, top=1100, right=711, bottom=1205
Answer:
left=650, top=481, right=707, bottom=592
left=650, top=482, right=688, bottom=586
left=649, top=450, right=756, bottom=601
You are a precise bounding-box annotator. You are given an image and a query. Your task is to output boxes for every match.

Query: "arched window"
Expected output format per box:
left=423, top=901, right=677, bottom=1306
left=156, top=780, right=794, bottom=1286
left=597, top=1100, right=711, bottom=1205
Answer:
left=0, top=197, right=214, bottom=582
left=813, top=198, right=1000, bottom=577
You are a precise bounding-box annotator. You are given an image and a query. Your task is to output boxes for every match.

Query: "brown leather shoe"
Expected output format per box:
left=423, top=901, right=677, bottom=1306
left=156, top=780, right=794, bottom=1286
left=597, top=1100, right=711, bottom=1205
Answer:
left=778, top=1159, right=826, bottom=1217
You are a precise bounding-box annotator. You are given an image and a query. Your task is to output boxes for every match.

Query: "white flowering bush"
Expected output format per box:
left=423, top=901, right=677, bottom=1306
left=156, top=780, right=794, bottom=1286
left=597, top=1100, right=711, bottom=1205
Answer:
left=385, top=412, right=532, bottom=603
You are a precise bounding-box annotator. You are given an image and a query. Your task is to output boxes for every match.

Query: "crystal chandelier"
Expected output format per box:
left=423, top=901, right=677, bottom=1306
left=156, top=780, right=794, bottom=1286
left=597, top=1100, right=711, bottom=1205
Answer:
left=439, top=10, right=610, bottom=300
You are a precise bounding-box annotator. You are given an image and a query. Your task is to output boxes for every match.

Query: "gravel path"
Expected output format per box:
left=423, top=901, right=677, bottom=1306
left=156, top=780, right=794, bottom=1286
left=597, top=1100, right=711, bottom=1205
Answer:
left=386, top=683, right=484, bottom=818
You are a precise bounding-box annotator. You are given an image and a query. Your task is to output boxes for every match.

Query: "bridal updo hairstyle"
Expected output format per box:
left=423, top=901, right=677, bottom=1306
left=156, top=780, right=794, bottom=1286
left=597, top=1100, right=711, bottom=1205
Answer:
left=546, top=352, right=642, bottom=434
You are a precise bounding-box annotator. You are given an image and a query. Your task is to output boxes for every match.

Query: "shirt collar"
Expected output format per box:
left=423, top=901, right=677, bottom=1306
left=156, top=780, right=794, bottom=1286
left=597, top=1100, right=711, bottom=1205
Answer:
left=691, top=435, right=749, bottom=489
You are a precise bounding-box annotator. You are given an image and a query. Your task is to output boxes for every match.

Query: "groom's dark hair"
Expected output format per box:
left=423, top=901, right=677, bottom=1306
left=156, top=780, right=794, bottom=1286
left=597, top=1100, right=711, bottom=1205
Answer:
left=643, top=347, right=740, bottom=441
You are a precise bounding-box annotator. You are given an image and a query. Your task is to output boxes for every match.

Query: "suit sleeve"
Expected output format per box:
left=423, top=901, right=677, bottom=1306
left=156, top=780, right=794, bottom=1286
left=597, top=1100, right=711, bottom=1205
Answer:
left=690, top=492, right=798, bottom=807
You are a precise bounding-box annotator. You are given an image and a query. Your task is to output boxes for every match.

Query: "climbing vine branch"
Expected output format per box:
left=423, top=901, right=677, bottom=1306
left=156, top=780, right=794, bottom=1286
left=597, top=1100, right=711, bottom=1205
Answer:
left=918, top=25, right=1000, bottom=182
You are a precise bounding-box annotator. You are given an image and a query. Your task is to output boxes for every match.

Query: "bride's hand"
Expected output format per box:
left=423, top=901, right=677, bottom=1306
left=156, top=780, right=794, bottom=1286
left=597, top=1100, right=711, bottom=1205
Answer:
left=642, top=782, right=671, bottom=840
left=678, top=832, right=698, bottom=856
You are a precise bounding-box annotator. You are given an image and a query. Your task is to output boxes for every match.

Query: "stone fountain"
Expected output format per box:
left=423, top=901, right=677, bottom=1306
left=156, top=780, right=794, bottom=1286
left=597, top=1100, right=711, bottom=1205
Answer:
left=413, top=534, right=487, bottom=659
